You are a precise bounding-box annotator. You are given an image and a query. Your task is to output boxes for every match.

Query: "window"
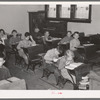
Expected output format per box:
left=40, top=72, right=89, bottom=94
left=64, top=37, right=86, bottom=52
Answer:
left=45, top=4, right=92, bottom=23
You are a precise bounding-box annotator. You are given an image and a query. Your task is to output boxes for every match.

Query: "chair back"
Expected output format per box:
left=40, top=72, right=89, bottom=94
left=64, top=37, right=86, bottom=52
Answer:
left=26, top=44, right=44, bottom=60
left=4, top=39, right=11, bottom=51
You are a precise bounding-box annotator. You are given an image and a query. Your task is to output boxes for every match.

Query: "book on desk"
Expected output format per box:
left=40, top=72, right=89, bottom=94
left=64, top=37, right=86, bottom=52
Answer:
left=65, top=62, right=83, bottom=70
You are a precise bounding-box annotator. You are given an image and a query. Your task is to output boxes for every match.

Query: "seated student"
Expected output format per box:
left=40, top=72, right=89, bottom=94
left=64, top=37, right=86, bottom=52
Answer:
left=9, top=30, right=21, bottom=46
left=0, top=29, right=7, bottom=45
left=43, top=45, right=63, bottom=73
left=0, top=53, right=11, bottom=80
left=70, top=31, right=80, bottom=51
left=43, top=31, right=53, bottom=50
left=58, top=31, right=73, bottom=45
left=54, top=50, right=76, bottom=85
left=0, top=40, right=5, bottom=55
left=44, top=31, right=52, bottom=43
left=33, top=27, right=42, bottom=44
left=17, top=32, right=36, bottom=65
left=70, top=31, right=84, bottom=62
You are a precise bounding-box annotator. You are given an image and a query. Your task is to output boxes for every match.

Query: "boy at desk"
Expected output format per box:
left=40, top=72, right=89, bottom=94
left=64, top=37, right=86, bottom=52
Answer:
left=9, top=30, right=21, bottom=46
left=17, top=32, right=36, bottom=66
left=43, top=45, right=63, bottom=73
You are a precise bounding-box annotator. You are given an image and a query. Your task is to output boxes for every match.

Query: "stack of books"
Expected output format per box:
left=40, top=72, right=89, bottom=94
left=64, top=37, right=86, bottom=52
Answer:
left=79, top=76, right=89, bottom=90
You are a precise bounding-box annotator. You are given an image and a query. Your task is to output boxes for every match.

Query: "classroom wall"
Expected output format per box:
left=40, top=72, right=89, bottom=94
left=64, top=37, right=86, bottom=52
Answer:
left=68, top=5, right=100, bottom=36
left=0, top=5, right=99, bottom=37
left=0, top=5, right=44, bottom=36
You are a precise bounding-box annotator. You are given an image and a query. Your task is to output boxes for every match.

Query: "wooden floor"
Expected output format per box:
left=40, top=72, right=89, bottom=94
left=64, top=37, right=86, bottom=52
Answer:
left=7, top=55, right=74, bottom=90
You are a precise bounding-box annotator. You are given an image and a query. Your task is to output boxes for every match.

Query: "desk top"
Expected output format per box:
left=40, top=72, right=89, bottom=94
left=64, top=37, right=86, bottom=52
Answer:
left=77, top=44, right=94, bottom=49
left=65, top=62, right=84, bottom=70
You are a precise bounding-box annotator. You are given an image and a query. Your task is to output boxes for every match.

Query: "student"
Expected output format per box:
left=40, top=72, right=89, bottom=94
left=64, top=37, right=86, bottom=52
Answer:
left=0, top=40, right=5, bottom=55
left=58, top=31, right=73, bottom=45
left=0, top=53, right=11, bottom=80
left=0, top=29, right=7, bottom=45
left=70, top=31, right=80, bottom=51
left=9, top=30, right=21, bottom=46
left=70, top=31, right=84, bottom=62
left=17, top=32, right=36, bottom=65
left=33, top=27, right=42, bottom=44
left=43, top=45, right=63, bottom=73
left=44, top=31, right=52, bottom=43
left=54, top=50, right=76, bottom=85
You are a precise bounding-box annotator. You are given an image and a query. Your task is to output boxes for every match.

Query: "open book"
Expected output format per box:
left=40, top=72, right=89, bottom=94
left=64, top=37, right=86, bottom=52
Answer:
left=65, top=62, right=83, bottom=70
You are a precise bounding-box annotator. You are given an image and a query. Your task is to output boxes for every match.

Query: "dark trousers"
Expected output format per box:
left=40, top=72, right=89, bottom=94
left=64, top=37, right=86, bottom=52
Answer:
left=43, top=62, right=61, bottom=84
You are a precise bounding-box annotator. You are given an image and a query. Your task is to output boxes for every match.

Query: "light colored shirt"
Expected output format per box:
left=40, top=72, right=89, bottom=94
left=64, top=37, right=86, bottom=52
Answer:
left=44, top=48, right=60, bottom=64
left=17, top=39, right=36, bottom=50
left=58, top=56, right=74, bottom=70
left=70, top=38, right=80, bottom=51
left=1, top=35, right=7, bottom=45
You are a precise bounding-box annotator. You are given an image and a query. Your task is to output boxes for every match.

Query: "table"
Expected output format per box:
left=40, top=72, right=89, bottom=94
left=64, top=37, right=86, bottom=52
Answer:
left=46, top=38, right=61, bottom=49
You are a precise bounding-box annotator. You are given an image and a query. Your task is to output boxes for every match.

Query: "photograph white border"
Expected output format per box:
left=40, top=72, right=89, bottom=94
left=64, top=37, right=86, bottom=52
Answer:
left=0, top=1, right=100, bottom=98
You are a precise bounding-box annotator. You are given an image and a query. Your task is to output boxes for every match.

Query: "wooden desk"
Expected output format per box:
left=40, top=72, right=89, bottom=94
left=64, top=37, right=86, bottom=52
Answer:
left=77, top=44, right=97, bottom=60
left=46, top=38, right=61, bottom=49
left=67, top=63, right=91, bottom=89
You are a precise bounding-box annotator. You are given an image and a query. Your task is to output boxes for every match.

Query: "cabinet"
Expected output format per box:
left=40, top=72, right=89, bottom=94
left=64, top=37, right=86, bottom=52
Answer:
left=43, top=21, right=67, bottom=38
left=29, top=11, right=67, bottom=39
left=28, top=11, right=46, bottom=39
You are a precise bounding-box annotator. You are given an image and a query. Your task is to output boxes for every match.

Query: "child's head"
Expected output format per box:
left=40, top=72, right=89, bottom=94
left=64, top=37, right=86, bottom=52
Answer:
left=0, top=53, right=5, bottom=67
left=11, top=30, right=17, bottom=38
left=34, top=27, right=40, bottom=33
left=65, top=50, right=74, bottom=58
left=0, top=29, right=5, bottom=37
left=72, top=31, right=79, bottom=39
left=25, top=32, right=31, bottom=40
left=67, top=31, right=72, bottom=38
left=44, top=31, right=49, bottom=37
left=56, top=45, right=63, bottom=55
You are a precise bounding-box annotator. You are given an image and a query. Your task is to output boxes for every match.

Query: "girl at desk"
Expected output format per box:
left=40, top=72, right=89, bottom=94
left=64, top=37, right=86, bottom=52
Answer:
left=17, top=32, right=36, bottom=66
left=0, top=29, right=7, bottom=45
left=54, top=50, right=76, bottom=86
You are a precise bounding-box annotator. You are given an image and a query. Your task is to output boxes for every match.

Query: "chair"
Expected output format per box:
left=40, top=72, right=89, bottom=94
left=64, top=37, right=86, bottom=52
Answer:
left=4, top=39, right=16, bottom=60
left=41, top=61, right=54, bottom=79
left=42, top=36, right=52, bottom=52
left=12, top=44, right=24, bottom=66
left=5, top=39, right=23, bottom=66
left=25, top=44, right=45, bottom=71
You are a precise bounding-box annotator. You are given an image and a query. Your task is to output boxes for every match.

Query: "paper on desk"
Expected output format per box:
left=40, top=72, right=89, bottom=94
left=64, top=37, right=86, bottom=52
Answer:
left=65, top=62, right=83, bottom=70
left=83, top=44, right=94, bottom=46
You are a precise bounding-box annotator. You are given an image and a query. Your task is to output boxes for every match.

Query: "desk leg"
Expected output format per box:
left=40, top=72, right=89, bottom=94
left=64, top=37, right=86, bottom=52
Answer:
left=67, top=70, right=79, bottom=90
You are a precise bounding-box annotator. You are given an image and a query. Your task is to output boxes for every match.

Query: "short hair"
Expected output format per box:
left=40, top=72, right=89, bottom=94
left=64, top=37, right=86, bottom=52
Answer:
left=65, top=50, right=75, bottom=58
left=0, top=53, right=4, bottom=59
left=72, top=31, right=79, bottom=37
left=25, top=32, right=31, bottom=37
left=11, top=30, right=17, bottom=34
left=67, top=31, right=72, bottom=34
left=0, top=29, right=5, bottom=35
